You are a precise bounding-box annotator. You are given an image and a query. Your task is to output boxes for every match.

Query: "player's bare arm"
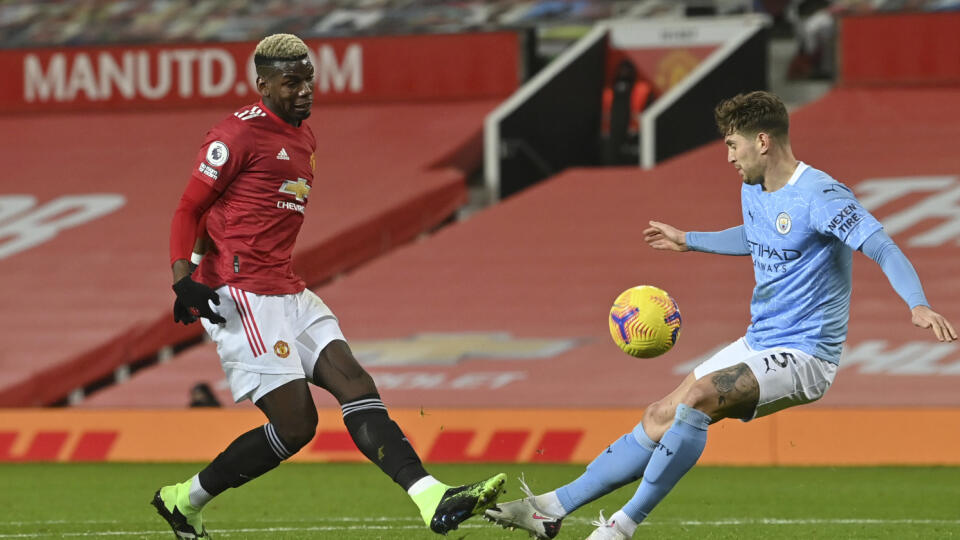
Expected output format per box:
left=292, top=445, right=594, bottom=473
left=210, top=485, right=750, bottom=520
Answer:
left=193, top=234, right=211, bottom=258
left=911, top=305, right=958, bottom=342
left=172, top=259, right=193, bottom=283
left=643, top=220, right=689, bottom=251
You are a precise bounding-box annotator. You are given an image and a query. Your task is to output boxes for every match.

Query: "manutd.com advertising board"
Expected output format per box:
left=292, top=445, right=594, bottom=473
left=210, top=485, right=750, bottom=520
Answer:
left=0, top=32, right=520, bottom=112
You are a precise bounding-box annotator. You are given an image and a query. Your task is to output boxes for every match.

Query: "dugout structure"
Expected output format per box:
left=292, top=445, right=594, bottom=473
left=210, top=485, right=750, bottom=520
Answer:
left=484, top=26, right=608, bottom=201
left=635, top=16, right=769, bottom=169
left=484, top=15, right=770, bottom=200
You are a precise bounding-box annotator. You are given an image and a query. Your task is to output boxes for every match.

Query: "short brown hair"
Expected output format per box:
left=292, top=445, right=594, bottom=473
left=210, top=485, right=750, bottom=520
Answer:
left=714, top=91, right=789, bottom=140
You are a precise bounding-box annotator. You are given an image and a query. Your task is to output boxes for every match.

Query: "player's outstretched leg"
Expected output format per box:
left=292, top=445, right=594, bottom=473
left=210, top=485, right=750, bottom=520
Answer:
left=151, top=481, right=209, bottom=539
left=587, top=404, right=711, bottom=539
left=316, top=341, right=506, bottom=535
left=485, top=423, right=656, bottom=539
left=340, top=392, right=507, bottom=533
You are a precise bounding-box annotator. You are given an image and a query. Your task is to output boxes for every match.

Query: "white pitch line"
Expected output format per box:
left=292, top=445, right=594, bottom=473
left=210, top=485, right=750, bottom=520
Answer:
left=1, top=518, right=959, bottom=538
left=0, top=524, right=477, bottom=539
left=640, top=518, right=960, bottom=526
left=2, top=517, right=425, bottom=526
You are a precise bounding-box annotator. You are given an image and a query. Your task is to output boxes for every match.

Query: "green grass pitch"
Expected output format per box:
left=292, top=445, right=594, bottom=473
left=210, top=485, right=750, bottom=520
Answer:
left=1, top=463, right=958, bottom=539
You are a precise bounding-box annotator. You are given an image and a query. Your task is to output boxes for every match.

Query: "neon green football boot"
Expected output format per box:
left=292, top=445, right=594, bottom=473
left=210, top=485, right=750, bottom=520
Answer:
left=151, top=481, right=210, bottom=539
left=414, top=473, right=507, bottom=535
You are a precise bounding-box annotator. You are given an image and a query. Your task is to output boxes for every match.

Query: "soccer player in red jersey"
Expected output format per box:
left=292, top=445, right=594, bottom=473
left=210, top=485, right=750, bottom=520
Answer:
left=152, top=34, right=505, bottom=539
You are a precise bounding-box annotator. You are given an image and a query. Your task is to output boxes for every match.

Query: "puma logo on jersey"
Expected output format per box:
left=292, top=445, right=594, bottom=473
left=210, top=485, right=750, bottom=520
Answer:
left=276, top=148, right=290, bottom=160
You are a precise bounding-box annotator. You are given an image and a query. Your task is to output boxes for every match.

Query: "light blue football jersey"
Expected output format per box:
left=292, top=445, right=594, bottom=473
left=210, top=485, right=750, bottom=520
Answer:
left=741, top=162, right=883, bottom=364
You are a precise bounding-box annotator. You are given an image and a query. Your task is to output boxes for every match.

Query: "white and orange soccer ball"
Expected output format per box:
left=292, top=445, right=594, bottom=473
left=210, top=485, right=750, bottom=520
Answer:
left=608, top=285, right=682, bottom=358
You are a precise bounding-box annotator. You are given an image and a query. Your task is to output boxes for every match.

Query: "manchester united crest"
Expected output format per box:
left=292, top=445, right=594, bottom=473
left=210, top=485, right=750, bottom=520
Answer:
left=274, top=340, right=290, bottom=358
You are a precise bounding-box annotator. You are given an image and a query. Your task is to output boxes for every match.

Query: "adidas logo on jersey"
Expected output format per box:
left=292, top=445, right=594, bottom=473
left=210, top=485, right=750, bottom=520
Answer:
left=234, top=106, right=266, bottom=121
left=277, top=148, right=290, bottom=160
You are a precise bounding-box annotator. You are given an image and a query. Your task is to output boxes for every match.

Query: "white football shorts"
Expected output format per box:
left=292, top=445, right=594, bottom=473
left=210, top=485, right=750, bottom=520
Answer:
left=200, top=285, right=346, bottom=403
left=693, top=337, right=837, bottom=420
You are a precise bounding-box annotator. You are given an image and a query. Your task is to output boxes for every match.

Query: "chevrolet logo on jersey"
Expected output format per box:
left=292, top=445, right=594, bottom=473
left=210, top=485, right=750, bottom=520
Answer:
left=279, top=178, right=311, bottom=202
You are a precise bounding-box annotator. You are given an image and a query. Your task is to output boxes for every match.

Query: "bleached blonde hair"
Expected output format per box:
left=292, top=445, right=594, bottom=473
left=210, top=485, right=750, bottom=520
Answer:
left=254, top=33, right=309, bottom=63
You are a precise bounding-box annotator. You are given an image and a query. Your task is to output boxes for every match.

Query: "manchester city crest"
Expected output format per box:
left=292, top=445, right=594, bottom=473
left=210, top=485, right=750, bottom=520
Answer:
left=776, top=212, right=792, bottom=234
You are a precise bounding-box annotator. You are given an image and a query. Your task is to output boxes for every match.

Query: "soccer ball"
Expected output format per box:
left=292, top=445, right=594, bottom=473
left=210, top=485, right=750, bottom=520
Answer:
left=608, top=285, right=682, bottom=358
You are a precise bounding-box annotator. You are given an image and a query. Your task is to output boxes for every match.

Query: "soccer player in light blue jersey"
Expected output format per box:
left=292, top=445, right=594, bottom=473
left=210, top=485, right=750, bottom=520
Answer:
left=484, top=91, right=957, bottom=540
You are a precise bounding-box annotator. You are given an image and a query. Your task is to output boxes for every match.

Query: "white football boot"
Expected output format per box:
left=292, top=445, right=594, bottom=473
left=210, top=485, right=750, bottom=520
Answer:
left=484, top=475, right=563, bottom=539
left=585, top=511, right=631, bottom=540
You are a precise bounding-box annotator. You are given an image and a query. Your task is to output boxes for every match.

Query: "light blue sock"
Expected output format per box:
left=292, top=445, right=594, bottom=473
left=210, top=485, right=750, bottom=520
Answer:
left=621, top=404, right=711, bottom=523
left=555, top=423, right=657, bottom=513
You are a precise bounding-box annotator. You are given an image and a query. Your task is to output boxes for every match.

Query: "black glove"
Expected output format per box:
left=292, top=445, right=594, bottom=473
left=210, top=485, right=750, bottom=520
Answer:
left=173, top=297, right=197, bottom=325
left=172, top=276, right=226, bottom=324
left=173, top=261, right=201, bottom=324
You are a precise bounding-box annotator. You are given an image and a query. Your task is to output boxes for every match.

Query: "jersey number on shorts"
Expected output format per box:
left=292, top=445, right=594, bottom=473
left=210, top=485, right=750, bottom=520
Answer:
left=763, top=352, right=796, bottom=373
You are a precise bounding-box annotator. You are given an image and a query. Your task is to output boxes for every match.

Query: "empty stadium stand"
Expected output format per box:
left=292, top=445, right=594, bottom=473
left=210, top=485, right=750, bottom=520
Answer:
left=0, top=99, right=498, bottom=406
left=82, top=86, right=960, bottom=409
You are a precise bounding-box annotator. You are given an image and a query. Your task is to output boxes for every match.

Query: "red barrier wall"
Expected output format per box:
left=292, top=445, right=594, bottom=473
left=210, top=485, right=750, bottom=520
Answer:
left=0, top=32, right=520, bottom=113
left=841, top=12, right=960, bottom=86
left=3, top=408, right=959, bottom=465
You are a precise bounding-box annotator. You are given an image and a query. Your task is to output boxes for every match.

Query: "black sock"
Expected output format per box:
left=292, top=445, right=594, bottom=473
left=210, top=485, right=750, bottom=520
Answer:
left=342, top=393, right=428, bottom=490
left=197, top=423, right=293, bottom=497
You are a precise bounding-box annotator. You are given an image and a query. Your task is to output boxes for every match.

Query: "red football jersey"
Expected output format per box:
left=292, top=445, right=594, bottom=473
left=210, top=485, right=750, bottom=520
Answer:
left=191, top=100, right=316, bottom=295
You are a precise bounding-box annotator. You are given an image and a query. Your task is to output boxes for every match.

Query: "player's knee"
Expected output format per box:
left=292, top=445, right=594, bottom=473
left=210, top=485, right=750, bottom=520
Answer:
left=273, top=414, right=317, bottom=454
left=315, top=341, right=375, bottom=385
left=679, top=385, right=717, bottom=417
left=278, top=425, right=315, bottom=454
left=643, top=399, right=676, bottom=429
left=318, top=353, right=378, bottom=402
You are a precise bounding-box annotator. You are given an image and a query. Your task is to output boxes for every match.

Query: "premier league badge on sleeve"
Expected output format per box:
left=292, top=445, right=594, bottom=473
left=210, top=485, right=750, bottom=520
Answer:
left=776, top=212, right=792, bottom=234
left=206, top=141, right=230, bottom=167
